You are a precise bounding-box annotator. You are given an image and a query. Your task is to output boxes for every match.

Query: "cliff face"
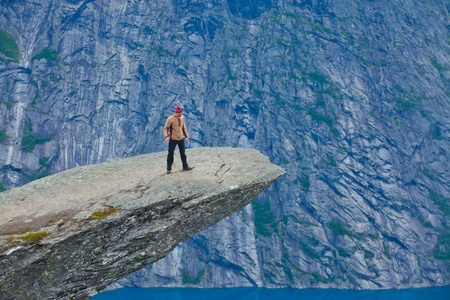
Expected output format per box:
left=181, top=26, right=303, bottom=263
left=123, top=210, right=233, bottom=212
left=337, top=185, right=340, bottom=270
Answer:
left=0, top=0, right=449, bottom=291
left=0, top=147, right=285, bottom=299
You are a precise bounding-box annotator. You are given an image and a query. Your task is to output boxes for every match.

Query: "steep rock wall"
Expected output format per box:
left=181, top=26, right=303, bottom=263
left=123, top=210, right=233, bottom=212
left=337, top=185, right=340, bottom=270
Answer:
left=0, top=0, right=449, bottom=290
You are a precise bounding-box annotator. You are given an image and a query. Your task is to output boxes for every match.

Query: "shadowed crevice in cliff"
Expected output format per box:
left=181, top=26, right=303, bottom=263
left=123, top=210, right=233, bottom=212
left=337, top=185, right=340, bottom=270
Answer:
left=0, top=147, right=285, bottom=300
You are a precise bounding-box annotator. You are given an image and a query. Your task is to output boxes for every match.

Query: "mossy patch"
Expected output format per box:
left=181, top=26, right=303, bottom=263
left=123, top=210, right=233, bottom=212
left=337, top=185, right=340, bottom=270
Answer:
left=298, top=241, right=320, bottom=259
left=337, top=248, right=351, bottom=258
left=0, top=56, right=9, bottom=65
left=310, top=272, right=331, bottom=283
left=431, top=130, right=443, bottom=141
left=0, top=130, right=9, bottom=143
left=253, top=200, right=276, bottom=237
left=429, top=191, right=450, bottom=216
left=263, top=270, right=276, bottom=283
left=364, top=251, right=375, bottom=259
left=39, top=157, right=49, bottom=167
left=325, top=155, right=338, bottom=167
left=295, top=175, right=310, bottom=192
left=89, top=207, right=116, bottom=219
left=1, top=227, right=34, bottom=236
left=21, top=135, right=53, bottom=152
left=0, top=29, right=19, bottom=62
left=18, top=231, right=49, bottom=243
left=319, top=87, right=338, bottom=99
left=24, top=120, right=33, bottom=135
left=23, top=169, right=53, bottom=183
left=307, top=110, right=334, bottom=127
left=198, top=255, right=212, bottom=264
left=430, top=56, right=445, bottom=72
left=151, top=48, right=177, bottom=58
left=0, top=101, right=13, bottom=109
left=308, top=72, right=329, bottom=84
left=421, top=167, right=437, bottom=181
left=0, top=182, right=6, bottom=193
left=434, top=232, right=450, bottom=260
left=282, top=12, right=302, bottom=19
left=393, top=97, right=417, bottom=110
left=307, top=236, right=320, bottom=246
left=182, top=269, right=205, bottom=284
left=327, top=222, right=359, bottom=239
left=31, top=48, right=58, bottom=63
left=283, top=265, right=294, bottom=283
left=36, top=170, right=51, bottom=180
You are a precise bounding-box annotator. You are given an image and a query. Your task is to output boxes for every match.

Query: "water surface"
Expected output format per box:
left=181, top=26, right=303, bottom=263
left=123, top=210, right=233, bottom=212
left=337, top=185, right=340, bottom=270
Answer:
left=91, top=286, right=450, bottom=300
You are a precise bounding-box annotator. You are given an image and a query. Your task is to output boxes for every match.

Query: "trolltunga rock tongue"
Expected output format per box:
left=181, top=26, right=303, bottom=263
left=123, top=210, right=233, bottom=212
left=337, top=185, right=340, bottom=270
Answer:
left=0, top=147, right=285, bottom=300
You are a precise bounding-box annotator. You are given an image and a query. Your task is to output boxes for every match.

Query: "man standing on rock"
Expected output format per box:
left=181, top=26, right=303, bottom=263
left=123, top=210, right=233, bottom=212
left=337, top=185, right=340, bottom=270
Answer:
left=164, top=106, right=194, bottom=174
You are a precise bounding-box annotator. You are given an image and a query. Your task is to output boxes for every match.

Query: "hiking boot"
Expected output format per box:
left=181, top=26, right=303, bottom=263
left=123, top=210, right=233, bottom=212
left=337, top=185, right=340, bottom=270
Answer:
left=182, top=166, right=194, bottom=171
left=167, top=170, right=171, bottom=174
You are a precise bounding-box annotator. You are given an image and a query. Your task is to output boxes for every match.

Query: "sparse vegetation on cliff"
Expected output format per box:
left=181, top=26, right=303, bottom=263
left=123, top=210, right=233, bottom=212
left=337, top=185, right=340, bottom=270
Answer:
left=434, top=233, right=450, bottom=260
left=327, top=222, right=359, bottom=239
left=18, top=231, right=49, bottom=243
left=429, top=191, right=450, bottom=216
left=90, top=207, right=117, bottom=219
left=253, top=200, right=276, bottom=237
left=0, top=29, right=19, bottom=62
left=21, top=135, right=53, bottom=152
left=182, top=269, right=205, bottom=284
left=31, top=48, right=58, bottom=63
left=0, top=130, right=9, bottom=143
left=1, top=227, right=33, bottom=236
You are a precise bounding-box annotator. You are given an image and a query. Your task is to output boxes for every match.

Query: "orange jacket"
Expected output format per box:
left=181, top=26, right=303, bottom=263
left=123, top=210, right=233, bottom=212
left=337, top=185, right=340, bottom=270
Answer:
left=163, top=114, right=188, bottom=140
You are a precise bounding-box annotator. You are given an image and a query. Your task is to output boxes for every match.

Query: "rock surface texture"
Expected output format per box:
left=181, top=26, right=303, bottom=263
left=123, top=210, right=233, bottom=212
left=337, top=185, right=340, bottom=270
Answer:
left=0, top=147, right=285, bottom=299
left=0, top=0, right=449, bottom=292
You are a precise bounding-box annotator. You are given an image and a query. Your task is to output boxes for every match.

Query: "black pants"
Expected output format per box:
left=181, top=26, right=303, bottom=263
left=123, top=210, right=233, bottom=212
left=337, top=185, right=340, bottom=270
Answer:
left=167, top=139, right=188, bottom=170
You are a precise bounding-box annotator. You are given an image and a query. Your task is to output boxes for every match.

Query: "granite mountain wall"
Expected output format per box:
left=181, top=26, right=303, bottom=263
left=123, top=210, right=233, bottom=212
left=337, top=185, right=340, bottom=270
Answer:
left=0, top=0, right=449, bottom=289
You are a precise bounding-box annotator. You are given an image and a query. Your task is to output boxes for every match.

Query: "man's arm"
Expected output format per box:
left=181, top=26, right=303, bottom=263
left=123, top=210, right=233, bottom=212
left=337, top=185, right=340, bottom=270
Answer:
left=182, top=118, right=189, bottom=143
left=182, top=118, right=188, bottom=138
left=163, top=117, right=171, bottom=141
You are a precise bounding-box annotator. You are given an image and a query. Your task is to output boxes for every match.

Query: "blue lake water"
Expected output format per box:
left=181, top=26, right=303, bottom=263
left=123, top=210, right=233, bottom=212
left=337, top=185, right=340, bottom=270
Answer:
left=91, top=286, right=450, bottom=300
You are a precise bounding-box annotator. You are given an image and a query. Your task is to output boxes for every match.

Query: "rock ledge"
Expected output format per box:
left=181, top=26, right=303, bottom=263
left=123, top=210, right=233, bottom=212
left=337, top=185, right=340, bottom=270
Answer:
left=0, top=147, right=285, bottom=299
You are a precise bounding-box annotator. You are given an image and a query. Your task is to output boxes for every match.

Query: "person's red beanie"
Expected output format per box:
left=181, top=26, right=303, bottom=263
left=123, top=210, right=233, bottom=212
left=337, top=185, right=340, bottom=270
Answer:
left=175, top=106, right=183, bottom=113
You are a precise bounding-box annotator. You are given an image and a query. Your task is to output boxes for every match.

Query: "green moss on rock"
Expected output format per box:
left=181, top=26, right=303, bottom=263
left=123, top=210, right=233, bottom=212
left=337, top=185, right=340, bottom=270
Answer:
left=21, top=135, right=53, bottom=152
left=0, top=130, right=9, bottom=143
left=394, top=97, right=417, bottom=110
left=31, top=48, right=58, bottom=63
left=90, top=207, right=116, bottom=219
left=308, top=72, right=329, bottom=84
left=0, top=29, right=19, bottom=62
left=295, top=175, right=310, bottom=192
left=298, top=241, right=320, bottom=259
left=18, top=231, right=49, bottom=243
left=2, top=227, right=33, bottom=236
left=253, top=200, right=276, bottom=237
left=434, top=233, right=450, bottom=260
left=307, top=110, right=334, bottom=127
left=182, top=269, right=205, bottom=284
left=430, top=191, right=450, bottom=216
left=327, top=222, right=358, bottom=239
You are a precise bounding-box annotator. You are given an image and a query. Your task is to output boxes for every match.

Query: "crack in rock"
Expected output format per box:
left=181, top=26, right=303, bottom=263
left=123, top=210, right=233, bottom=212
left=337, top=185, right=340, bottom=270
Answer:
left=214, top=154, right=232, bottom=183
